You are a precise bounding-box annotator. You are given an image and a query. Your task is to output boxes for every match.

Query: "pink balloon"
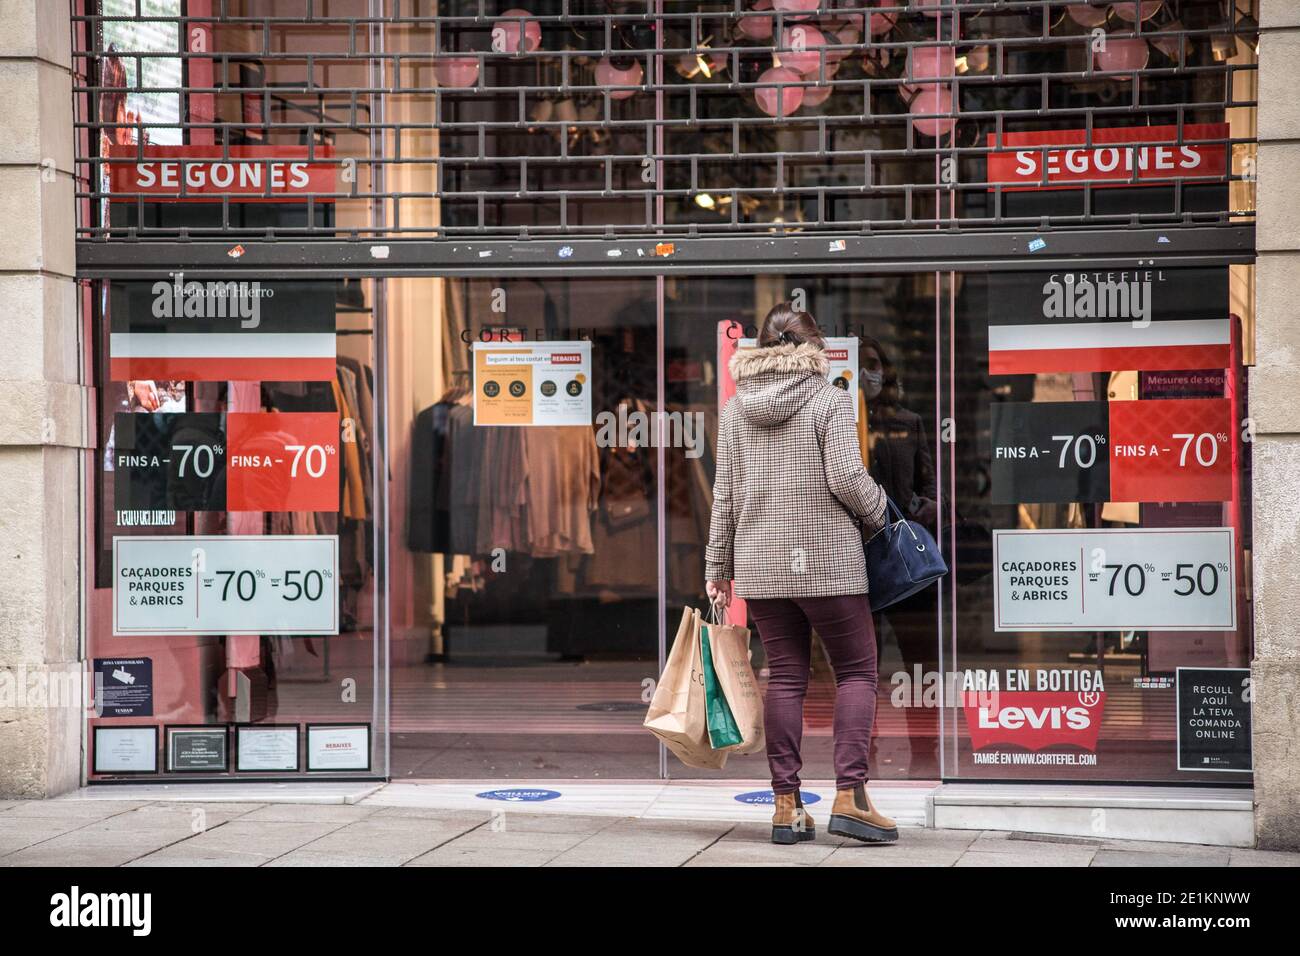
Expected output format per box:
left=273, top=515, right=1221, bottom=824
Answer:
left=909, top=45, right=956, bottom=81
left=595, top=57, right=643, bottom=100
left=1096, top=37, right=1150, bottom=72
left=803, top=78, right=838, bottom=108
left=739, top=1, right=775, bottom=40
left=868, top=0, right=898, bottom=36
left=910, top=84, right=955, bottom=138
left=801, top=63, right=839, bottom=107
left=773, top=0, right=819, bottom=19
left=780, top=24, right=828, bottom=74
left=434, top=56, right=479, bottom=88
left=1151, top=19, right=1188, bottom=61
left=492, top=8, right=541, bottom=53
left=803, top=85, right=833, bottom=108
left=1067, top=4, right=1109, bottom=28
left=828, top=25, right=860, bottom=63
left=1113, top=1, right=1162, bottom=22
left=755, top=66, right=805, bottom=117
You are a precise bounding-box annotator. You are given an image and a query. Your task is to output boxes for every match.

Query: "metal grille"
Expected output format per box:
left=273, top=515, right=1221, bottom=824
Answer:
left=72, top=0, right=1259, bottom=242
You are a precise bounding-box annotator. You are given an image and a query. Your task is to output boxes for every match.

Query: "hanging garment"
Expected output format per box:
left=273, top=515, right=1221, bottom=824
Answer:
left=587, top=400, right=657, bottom=592
left=336, top=363, right=372, bottom=515
left=446, top=402, right=481, bottom=556
left=408, top=401, right=455, bottom=553
left=475, top=424, right=528, bottom=555
left=520, top=426, right=600, bottom=557
left=331, top=375, right=366, bottom=521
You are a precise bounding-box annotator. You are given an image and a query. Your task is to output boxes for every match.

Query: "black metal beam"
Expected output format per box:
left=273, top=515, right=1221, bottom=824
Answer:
left=76, top=226, right=1255, bottom=279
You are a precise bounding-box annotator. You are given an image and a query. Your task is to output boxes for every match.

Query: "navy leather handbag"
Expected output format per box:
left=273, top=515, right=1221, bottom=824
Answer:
left=861, top=498, right=948, bottom=611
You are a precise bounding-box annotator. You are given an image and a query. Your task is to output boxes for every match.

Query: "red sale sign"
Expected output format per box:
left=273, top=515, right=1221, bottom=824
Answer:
left=987, top=123, right=1228, bottom=191
left=106, top=145, right=336, bottom=202
left=963, top=691, right=1106, bottom=752
left=1109, top=398, right=1232, bottom=503
left=225, top=412, right=340, bottom=512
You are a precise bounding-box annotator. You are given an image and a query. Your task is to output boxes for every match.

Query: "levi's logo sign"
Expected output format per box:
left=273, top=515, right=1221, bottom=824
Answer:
left=106, top=145, right=336, bottom=202
left=963, top=691, right=1106, bottom=752
left=986, top=123, right=1228, bottom=190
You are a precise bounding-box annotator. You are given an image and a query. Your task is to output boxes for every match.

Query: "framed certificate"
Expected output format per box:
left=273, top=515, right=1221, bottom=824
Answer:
left=92, top=726, right=159, bottom=774
left=234, top=724, right=300, bottom=773
left=165, top=725, right=230, bottom=773
left=305, top=723, right=371, bottom=772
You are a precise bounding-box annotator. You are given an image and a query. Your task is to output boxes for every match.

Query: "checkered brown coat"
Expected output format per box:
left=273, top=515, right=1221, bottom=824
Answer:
left=705, top=342, right=888, bottom=599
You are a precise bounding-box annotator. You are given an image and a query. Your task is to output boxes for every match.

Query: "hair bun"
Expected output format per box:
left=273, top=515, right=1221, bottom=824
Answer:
left=758, top=300, right=825, bottom=350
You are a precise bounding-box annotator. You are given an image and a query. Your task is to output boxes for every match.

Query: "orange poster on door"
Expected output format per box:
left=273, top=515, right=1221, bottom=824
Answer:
left=472, top=341, right=592, bottom=426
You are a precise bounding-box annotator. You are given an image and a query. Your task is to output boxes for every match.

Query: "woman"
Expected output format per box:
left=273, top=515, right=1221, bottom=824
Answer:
left=705, top=303, right=898, bottom=846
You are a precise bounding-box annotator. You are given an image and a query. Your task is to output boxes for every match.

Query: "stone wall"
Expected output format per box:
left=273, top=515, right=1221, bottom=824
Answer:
left=1250, top=3, right=1300, bottom=850
left=0, top=0, right=86, bottom=798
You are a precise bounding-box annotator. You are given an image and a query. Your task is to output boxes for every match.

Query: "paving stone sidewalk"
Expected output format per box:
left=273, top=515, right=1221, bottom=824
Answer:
left=1, top=799, right=1297, bottom=867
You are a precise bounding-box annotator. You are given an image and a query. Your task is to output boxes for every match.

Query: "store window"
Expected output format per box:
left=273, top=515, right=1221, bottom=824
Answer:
left=73, top=1, right=1258, bottom=784
left=87, top=275, right=384, bottom=778
left=944, top=264, right=1255, bottom=782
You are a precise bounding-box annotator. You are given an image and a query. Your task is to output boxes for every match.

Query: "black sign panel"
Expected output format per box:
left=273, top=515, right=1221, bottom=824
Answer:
left=109, top=279, right=336, bottom=336
left=114, top=412, right=227, bottom=510
left=987, top=267, right=1229, bottom=327
left=93, top=657, right=153, bottom=718
left=1177, top=667, right=1252, bottom=773
left=166, top=728, right=230, bottom=773
left=990, top=401, right=1110, bottom=504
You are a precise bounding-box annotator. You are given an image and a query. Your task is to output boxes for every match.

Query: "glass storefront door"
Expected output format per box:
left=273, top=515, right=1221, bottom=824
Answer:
left=385, top=269, right=946, bottom=784
left=663, top=272, right=943, bottom=783
left=386, top=275, right=663, bottom=779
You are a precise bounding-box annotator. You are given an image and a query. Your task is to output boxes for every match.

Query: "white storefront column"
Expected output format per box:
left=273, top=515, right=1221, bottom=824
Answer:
left=1250, top=5, right=1300, bottom=850
left=0, top=0, right=87, bottom=797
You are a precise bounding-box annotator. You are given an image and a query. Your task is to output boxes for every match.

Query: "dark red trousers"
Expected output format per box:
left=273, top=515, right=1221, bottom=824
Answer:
left=747, top=593, right=877, bottom=794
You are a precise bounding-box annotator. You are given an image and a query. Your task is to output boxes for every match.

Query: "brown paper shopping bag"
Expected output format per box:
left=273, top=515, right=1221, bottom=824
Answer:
left=643, top=606, right=729, bottom=770
left=703, top=604, right=766, bottom=756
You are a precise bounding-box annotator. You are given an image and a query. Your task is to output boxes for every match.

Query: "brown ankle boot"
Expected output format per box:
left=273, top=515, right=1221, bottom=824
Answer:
left=771, top=791, right=816, bottom=845
left=827, top=782, right=898, bottom=844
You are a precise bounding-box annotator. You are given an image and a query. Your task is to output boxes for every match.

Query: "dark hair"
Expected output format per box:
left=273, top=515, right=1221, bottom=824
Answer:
left=758, top=302, right=825, bottom=349
left=860, top=334, right=901, bottom=407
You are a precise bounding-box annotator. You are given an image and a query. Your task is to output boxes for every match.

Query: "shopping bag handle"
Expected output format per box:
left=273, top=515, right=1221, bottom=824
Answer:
left=706, top=599, right=728, bottom=627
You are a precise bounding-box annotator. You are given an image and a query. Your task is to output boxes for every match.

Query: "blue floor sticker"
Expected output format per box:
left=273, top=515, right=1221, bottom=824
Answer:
left=475, top=788, right=562, bottom=803
left=734, top=789, right=821, bottom=806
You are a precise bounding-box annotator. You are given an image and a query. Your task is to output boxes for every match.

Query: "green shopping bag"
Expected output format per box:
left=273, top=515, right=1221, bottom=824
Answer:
left=700, top=623, right=743, bottom=749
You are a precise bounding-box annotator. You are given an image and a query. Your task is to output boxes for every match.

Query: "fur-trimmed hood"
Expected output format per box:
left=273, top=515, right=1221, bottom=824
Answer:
left=729, top=341, right=829, bottom=381
left=728, top=342, right=831, bottom=427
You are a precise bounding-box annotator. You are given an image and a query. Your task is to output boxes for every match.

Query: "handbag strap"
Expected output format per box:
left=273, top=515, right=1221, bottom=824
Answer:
left=880, top=496, right=923, bottom=543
